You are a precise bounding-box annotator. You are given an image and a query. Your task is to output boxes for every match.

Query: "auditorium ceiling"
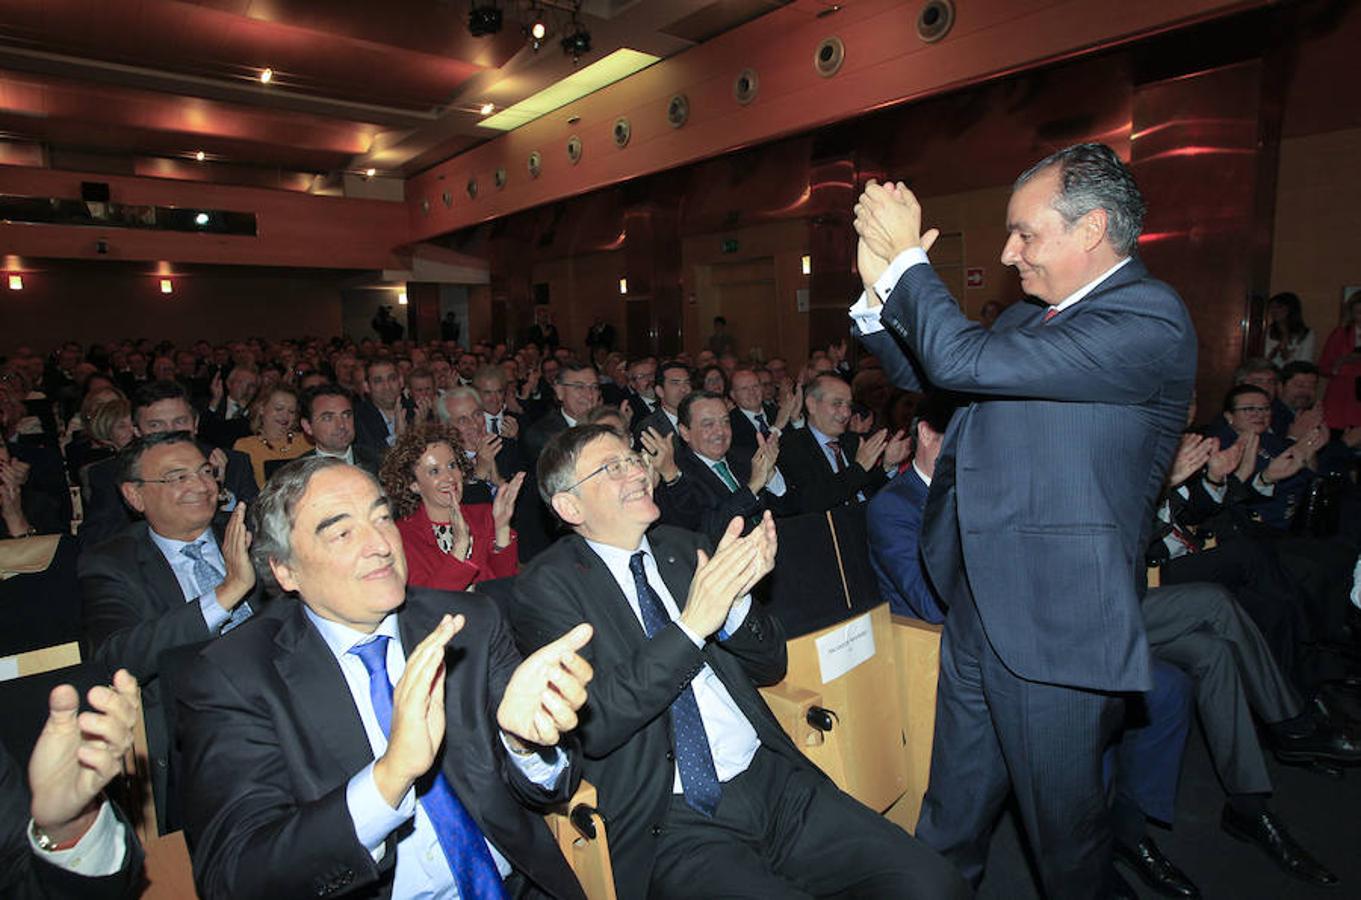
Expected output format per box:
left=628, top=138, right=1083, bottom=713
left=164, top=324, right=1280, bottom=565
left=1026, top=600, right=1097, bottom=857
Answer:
left=0, top=0, right=791, bottom=190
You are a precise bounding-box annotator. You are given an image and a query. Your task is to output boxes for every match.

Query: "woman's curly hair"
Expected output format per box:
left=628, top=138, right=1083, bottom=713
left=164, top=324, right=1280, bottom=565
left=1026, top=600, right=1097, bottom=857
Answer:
left=377, top=421, right=472, bottom=520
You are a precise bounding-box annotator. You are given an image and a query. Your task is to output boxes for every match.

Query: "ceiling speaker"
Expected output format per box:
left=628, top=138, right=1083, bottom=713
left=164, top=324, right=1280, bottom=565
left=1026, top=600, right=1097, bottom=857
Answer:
left=917, top=0, right=955, bottom=43
left=528, top=151, right=542, bottom=178
left=814, top=37, right=845, bottom=77
left=613, top=117, right=631, bottom=148
left=566, top=135, right=582, bottom=164
left=733, top=68, right=759, bottom=105
left=667, top=94, right=689, bottom=128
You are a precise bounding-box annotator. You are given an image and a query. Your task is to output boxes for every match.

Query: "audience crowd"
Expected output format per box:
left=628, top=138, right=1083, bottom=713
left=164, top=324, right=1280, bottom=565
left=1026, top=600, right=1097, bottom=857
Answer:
left=2, top=303, right=1361, bottom=898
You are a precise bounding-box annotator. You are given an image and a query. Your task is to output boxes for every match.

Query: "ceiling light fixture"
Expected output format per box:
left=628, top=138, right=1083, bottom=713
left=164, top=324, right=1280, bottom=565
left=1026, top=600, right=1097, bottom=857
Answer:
left=618, top=278, right=628, bottom=295
left=480, top=48, right=659, bottom=131
left=561, top=21, right=591, bottom=62
left=160, top=278, right=173, bottom=295
left=259, top=67, right=273, bottom=84
left=531, top=19, right=547, bottom=40
left=194, top=150, right=206, bottom=162
left=365, top=167, right=377, bottom=178
left=480, top=102, right=495, bottom=116
left=194, top=212, right=209, bottom=226
left=801, top=254, right=812, bottom=275
left=468, top=2, right=502, bottom=37
left=397, top=291, right=408, bottom=306
left=7, top=274, right=22, bottom=291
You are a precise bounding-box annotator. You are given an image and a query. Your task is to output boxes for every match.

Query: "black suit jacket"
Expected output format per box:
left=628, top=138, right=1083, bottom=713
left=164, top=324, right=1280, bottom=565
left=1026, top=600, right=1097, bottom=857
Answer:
left=79, top=517, right=267, bottom=827
left=78, top=441, right=257, bottom=549
left=727, top=404, right=777, bottom=458
left=197, top=403, right=253, bottom=451
left=510, top=527, right=815, bottom=900
left=352, top=399, right=393, bottom=457
left=629, top=407, right=675, bottom=445
left=264, top=444, right=385, bottom=482
left=0, top=748, right=144, bottom=900
left=662, top=444, right=797, bottom=541
left=777, top=426, right=887, bottom=513
left=522, top=409, right=571, bottom=463
left=177, top=589, right=585, bottom=900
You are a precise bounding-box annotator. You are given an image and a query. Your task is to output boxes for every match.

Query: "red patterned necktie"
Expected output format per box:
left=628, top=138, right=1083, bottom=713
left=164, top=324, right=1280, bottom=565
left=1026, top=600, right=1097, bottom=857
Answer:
left=1043, top=307, right=1059, bottom=322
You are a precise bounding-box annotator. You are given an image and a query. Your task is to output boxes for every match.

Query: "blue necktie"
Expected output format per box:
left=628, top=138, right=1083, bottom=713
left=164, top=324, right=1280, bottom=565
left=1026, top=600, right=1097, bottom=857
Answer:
left=182, top=540, right=252, bottom=633
left=627, top=552, right=722, bottom=817
left=754, top=413, right=770, bottom=437
left=350, top=637, right=507, bottom=900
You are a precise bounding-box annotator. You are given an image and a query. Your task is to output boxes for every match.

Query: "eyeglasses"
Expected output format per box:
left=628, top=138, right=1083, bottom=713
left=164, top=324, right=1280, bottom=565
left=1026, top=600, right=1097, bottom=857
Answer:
left=563, top=453, right=647, bottom=492
left=559, top=381, right=601, bottom=392
left=135, top=463, right=216, bottom=486
left=1231, top=405, right=1271, bottom=414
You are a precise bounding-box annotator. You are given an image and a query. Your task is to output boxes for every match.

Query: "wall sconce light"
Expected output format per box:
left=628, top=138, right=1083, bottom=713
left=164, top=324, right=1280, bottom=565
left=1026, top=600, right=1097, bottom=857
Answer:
left=7, top=274, right=22, bottom=291
left=618, top=278, right=628, bottom=295
left=801, top=255, right=811, bottom=275
left=160, top=278, right=174, bottom=294
left=398, top=291, right=408, bottom=306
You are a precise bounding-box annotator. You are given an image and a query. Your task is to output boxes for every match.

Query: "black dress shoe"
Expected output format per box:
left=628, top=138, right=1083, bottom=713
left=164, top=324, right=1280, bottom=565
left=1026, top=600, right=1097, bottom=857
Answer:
left=1272, top=722, right=1361, bottom=765
left=1115, top=837, right=1200, bottom=898
left=1220, top=805, right=1339, bottom=885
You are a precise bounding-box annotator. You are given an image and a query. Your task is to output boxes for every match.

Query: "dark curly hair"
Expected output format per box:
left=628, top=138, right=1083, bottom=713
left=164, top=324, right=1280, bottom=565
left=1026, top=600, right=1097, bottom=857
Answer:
left=377, top=421, right=472, bottom=520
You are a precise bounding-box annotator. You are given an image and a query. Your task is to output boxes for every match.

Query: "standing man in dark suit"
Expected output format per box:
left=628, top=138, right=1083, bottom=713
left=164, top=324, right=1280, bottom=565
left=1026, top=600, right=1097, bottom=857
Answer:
left=852, top=143, right=1196, bottom=896
left=778, top=374, right=906, bottom=513
left=177, top=458, right=593, bottom=899
left=80, top=432, right=262, bottom=827
left=198, top=366, right=258, bottom=450
left=511, top=425, right=968, bottom=900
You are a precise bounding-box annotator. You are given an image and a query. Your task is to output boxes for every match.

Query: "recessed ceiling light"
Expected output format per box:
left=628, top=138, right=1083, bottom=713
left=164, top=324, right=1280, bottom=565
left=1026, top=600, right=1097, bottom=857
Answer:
left=7, top=274, right=22, bottom=291
left=160, top=278, right=173, bottom=294
left=531, top=20, right=546, bottom=40
left=480, top=102, right=495, bottom=116
left=480, top=49, right=659, bottom=131
left=259, top=67, right=273, bottom=84
left=365, top=167, right=376, bottom=178
left=194, top=212, right=209, bottom=226
left=194, top=150, right=206, bottom=162
left=397, top=291, right=408, bottom=306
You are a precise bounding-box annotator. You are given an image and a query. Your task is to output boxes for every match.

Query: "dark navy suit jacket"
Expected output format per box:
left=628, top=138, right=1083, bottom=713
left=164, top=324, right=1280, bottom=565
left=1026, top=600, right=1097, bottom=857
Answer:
left=865, top=465, right=946, bottom=623
left=859, top=256, right=1196, bottom=692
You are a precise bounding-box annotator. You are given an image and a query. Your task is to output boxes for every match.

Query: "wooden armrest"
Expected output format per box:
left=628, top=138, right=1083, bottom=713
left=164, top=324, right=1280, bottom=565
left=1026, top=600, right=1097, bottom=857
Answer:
left=545, top=780, right=616, bottom=900
left=758, top=683, right=826, bottom=748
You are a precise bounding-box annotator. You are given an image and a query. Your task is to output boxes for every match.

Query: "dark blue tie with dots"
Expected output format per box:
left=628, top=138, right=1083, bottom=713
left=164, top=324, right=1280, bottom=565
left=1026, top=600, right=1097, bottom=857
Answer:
left=350, top=636, right=507, bottom=900
left=628, top=552, right=722, bottom=817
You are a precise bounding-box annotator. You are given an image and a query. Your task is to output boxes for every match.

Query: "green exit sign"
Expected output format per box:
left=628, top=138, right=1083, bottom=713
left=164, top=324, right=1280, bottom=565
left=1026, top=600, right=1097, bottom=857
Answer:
left=721, top=238, right=739, bottom=254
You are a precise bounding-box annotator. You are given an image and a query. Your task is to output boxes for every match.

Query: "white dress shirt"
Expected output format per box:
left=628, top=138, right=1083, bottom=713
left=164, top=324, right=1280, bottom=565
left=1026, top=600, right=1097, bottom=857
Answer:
left=583, top=536, right=760, bottom=790
left=306, top=609, right=567, bottom=900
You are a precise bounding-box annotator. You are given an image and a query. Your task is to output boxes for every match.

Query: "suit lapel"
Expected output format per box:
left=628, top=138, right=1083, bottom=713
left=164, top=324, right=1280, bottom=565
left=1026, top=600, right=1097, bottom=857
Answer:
left=271, top=605, right=376, bottom=783
left=135, top=525, right=193, bottom=611
left=564, top=536, right=649, bottom=645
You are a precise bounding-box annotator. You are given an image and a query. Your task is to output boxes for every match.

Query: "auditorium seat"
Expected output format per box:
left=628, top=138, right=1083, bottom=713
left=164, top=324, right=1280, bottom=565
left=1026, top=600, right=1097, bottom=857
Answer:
left=0, top=534, right=82, bottom=657
left=544, top=780, right=618, bottom=900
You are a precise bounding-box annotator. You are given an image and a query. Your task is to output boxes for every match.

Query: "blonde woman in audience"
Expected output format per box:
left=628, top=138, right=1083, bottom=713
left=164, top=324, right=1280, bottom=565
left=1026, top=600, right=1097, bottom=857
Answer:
left=233, top=384, right=310, bottom=487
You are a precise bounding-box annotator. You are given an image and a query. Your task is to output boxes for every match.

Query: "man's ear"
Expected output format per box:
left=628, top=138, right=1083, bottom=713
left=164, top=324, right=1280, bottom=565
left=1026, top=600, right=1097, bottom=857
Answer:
left=269, top=557, right=299, bottom=593
left=550, top=492, right=584, bottom=527
left=300, top=418, right=314, bottom=439
left=677, top=423, right=691, bottom=445
left=1081, top=208, right=1108, bottom=251
left=120, top=481, right=146, bottom=514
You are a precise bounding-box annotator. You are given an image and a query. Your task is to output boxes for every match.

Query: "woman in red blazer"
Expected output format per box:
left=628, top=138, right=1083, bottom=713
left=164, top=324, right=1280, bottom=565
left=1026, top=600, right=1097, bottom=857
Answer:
left=379, top=422, right=524, bottom=591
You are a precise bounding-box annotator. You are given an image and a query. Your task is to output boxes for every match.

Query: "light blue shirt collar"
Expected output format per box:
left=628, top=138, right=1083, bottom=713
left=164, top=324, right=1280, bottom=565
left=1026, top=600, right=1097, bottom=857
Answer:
left=304, top=607, right=403, bottom=662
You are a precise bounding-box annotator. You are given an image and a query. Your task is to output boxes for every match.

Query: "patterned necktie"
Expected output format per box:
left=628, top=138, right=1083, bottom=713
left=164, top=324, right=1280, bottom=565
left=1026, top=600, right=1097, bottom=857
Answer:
left=489, top=416, right=500, bottom=435
left=627, top=553, right=722, bottom=817
left=712, top=460, right=740, bottom=493
left=182, top=540, right=252, bottom=633
left=1043, top=307, right=1060, bottom=322
left=825, top=440, right=847, bottom=473
left=350, top=637, right=507, bottom=900
left=181, top=540, right=223, bottom=593
left=754, top=413, right=770, bottom=437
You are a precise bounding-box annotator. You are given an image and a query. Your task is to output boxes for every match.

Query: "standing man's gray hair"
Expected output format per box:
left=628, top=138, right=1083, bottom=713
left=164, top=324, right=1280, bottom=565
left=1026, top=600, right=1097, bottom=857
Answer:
left=1015, top=143, right=1146, bottom=257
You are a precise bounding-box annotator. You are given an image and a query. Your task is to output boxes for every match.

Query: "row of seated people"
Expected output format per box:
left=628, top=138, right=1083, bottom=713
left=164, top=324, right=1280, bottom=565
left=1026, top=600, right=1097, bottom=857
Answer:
left=8, top=329, right=1360, bottom=896
left=867, top=387, right=1361, bottom=895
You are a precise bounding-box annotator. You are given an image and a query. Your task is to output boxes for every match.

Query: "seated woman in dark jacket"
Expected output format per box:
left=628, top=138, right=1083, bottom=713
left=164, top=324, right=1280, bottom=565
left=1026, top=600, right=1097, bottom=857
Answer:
left=378, top=421, right=524, bottom=591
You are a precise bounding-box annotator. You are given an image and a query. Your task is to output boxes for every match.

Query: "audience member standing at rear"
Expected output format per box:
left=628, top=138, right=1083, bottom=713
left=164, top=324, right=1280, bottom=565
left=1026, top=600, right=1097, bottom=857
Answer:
left=852, top=143, right=1196, bottom=897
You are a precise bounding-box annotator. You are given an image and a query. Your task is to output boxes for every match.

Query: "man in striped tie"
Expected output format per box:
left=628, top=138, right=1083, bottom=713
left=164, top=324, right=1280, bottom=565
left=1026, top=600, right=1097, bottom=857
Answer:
left=176, top=457, right=594, bottom=899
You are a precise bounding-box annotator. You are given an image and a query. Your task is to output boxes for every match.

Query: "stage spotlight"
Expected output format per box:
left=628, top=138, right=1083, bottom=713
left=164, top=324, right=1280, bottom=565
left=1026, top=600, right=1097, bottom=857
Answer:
left=468, top=3, right=502, bottom=37
left=561, top=26, right=591, bottom=61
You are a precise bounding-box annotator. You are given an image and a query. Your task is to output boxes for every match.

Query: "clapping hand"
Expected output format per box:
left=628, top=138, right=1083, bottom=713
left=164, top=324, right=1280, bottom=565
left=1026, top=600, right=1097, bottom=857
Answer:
left=854, top=429, right=889, bottom=471
left=218, top=503, right=255, bottom=610
left=492, top=472, right=524, bottom=547
left=747, top=432, right=779, bottom=493
left=853, top=181, right=941, bottom=265
left=882, top=429, right=910, bottom=469
left=1207, top=437, right=1246, bottom=484
left=29, top=669, right=140, bottom=846
left=497, top=624, right=594, bottom=749
left=640, top=427, right=679, bottom=483
left=374, top=615, right=462, bottom=807
left=1168, top=434, right=1214, bottom=487
left=681, top=514, right=777, bottom=638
